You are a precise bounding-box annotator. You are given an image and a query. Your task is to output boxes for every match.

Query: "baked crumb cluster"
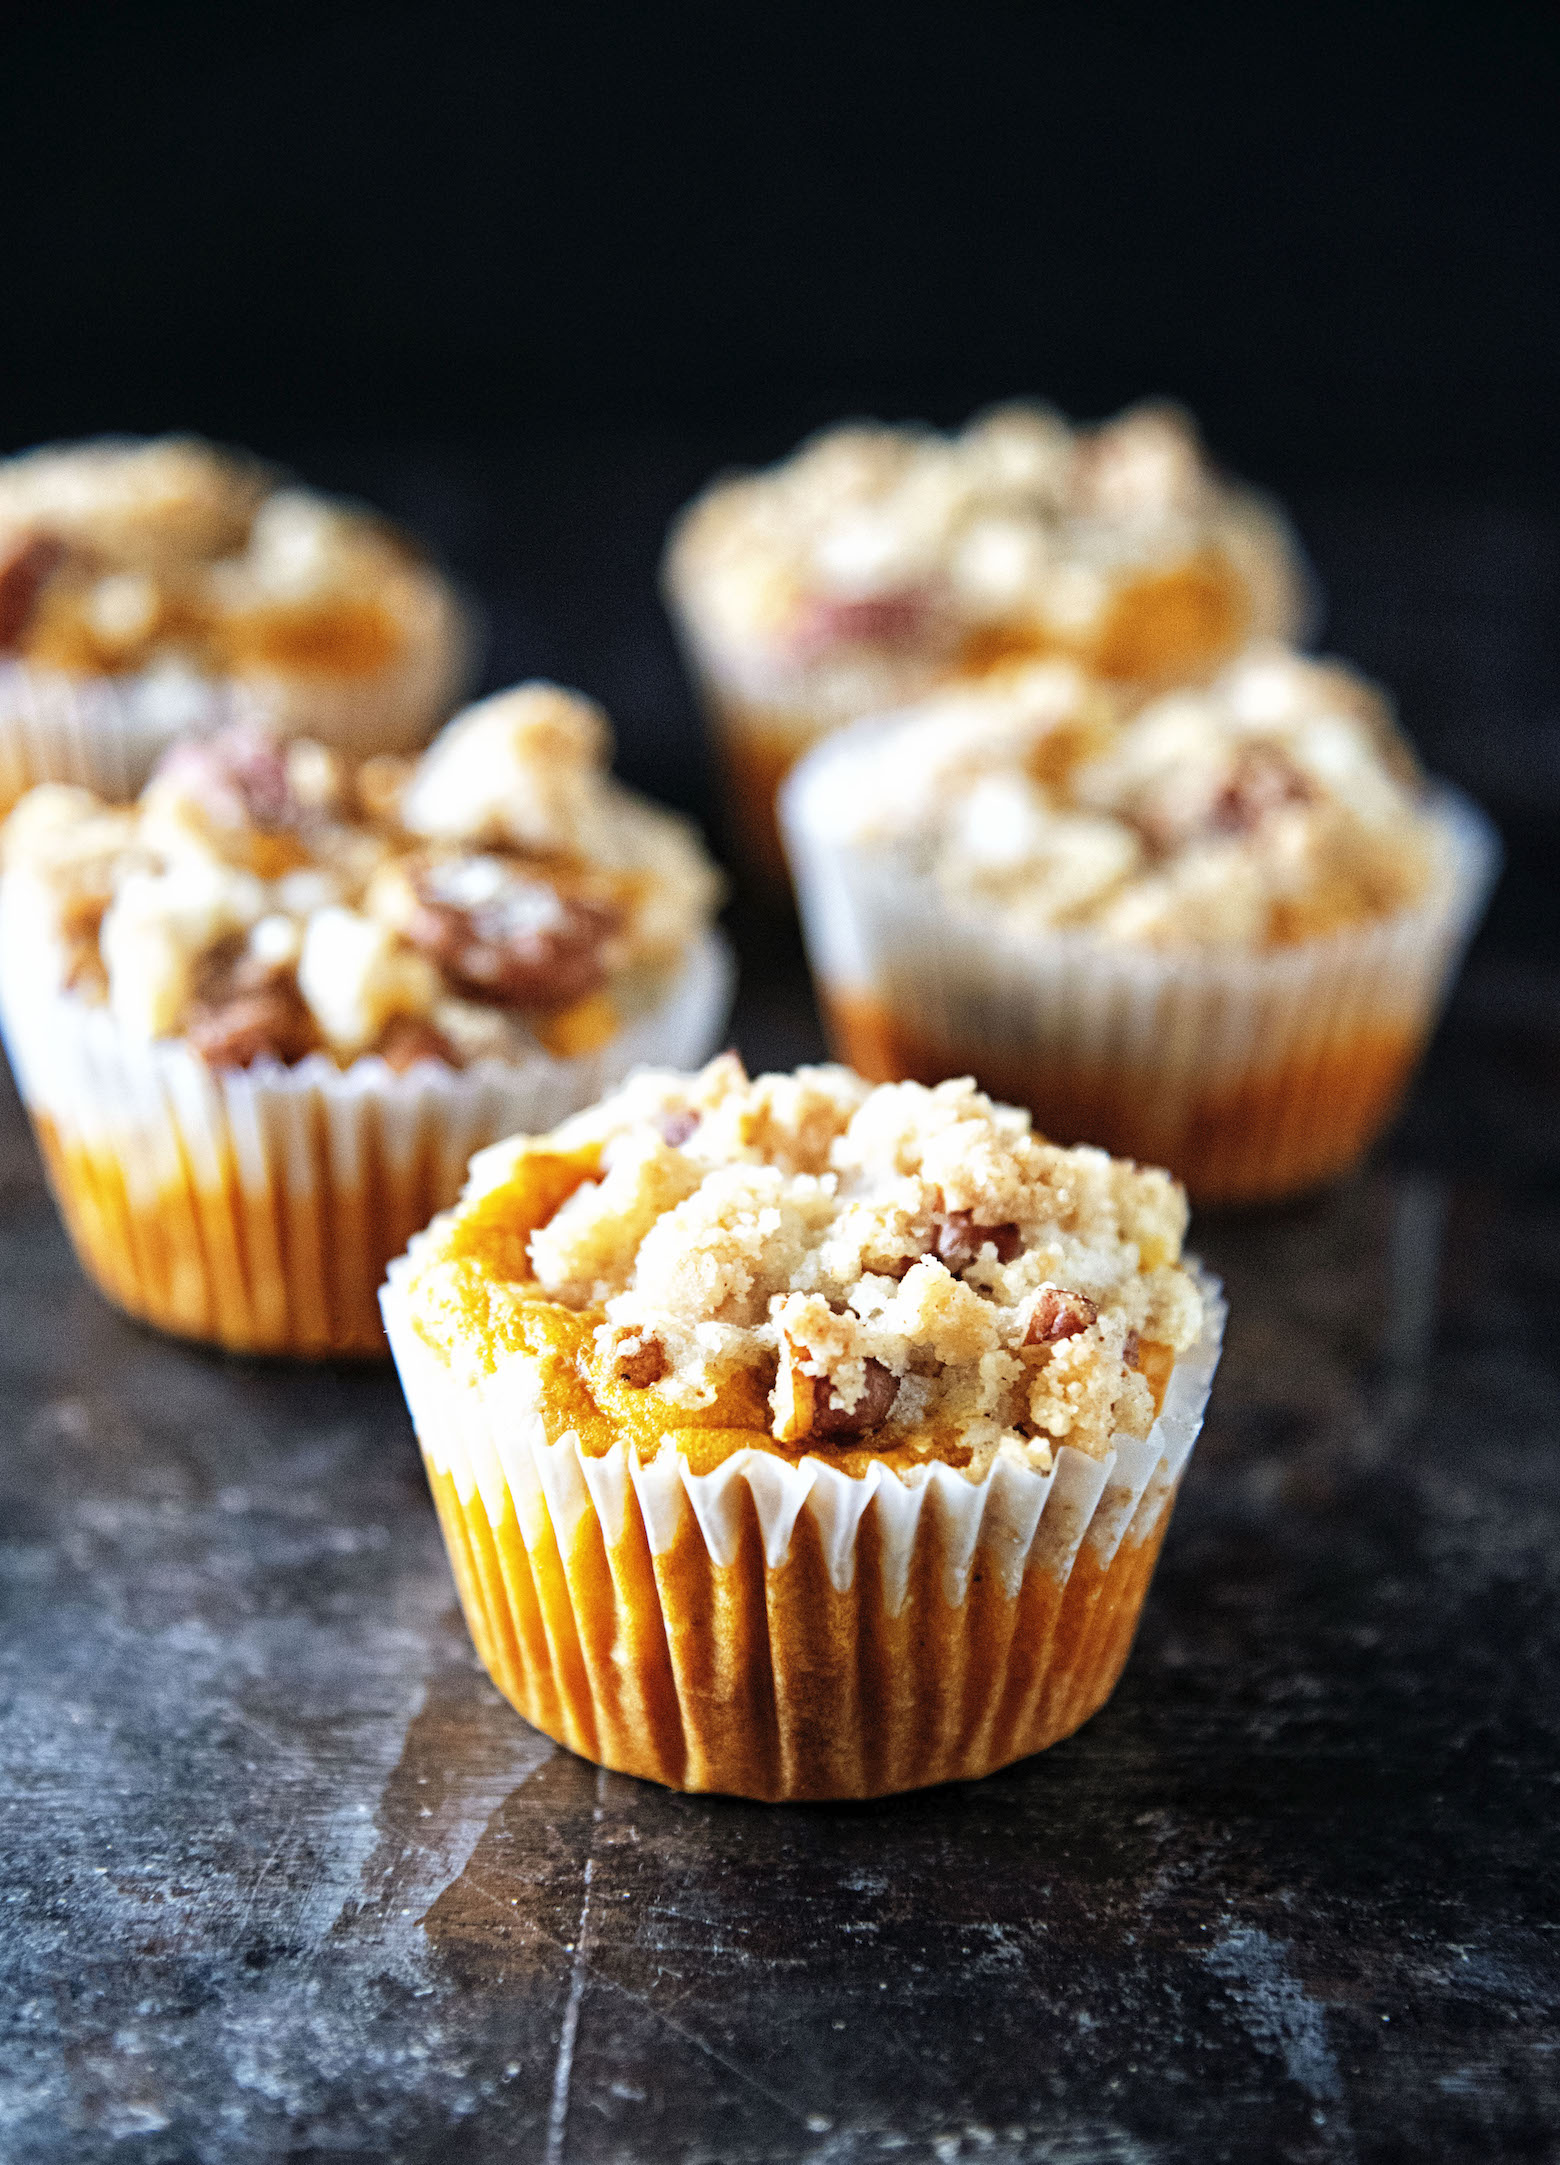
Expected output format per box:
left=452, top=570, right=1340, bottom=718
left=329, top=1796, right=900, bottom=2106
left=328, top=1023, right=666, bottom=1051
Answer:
left=836, top=647, right=1437, bottom=949
left=0, top=685, right=719, bottom=1069
left=668, top=402, right=1298, bottom=686
left=0, top=435, right=464, bottom=732
left=419, top=1056, right=1204, bottom=1474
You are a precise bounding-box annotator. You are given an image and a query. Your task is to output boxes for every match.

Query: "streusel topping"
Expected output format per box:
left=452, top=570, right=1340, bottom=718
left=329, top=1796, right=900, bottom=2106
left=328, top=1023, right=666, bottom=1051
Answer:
left=0, top=435, right=458, bottom=699
left=826, top=647, right=1438, bottom=948
left=407, top=1056, right=1204, bottom=1476
left=1, top=684, right=720, bottom=1069
left=666, top=401, right=1301, bottom=687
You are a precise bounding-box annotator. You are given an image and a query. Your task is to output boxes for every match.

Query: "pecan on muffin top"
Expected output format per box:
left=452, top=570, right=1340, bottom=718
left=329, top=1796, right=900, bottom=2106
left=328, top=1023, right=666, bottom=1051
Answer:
left=666, top=401, right=1305, bottom=702
left=832, top=646, right=1438, bottom=949
left=0, top=434, right=469, bottom=750
left=0, top=683, right=722, bottom=1071
left=404, top=1054, right=1206, bottom=1479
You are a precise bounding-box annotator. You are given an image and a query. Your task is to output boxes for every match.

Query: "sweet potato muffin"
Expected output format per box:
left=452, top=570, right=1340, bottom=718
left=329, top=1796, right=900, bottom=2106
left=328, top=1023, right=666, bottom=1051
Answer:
left=0, top=684, right=729, bottom=1353
left=782, top=647, right=1499, bottom=1204
left=0, top=435, right=473, bottom=808
left=664, top=401, right=1307, bottom=878
left=382, top=1055, right=1224, bottom=1800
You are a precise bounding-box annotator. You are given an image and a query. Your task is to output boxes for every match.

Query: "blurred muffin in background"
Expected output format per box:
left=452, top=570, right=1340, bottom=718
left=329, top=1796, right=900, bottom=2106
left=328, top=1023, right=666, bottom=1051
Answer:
left=0, top=683, right=730, bottom=1354
left=0, top=435, right=475, bottom=810
left=781, top=647, right=1498, bottom=1204
left=664, top=400, right=1310, bottom=880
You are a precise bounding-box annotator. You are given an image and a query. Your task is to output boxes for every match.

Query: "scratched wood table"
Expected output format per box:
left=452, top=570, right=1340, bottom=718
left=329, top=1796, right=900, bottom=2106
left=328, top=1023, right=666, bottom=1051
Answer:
left=2, top=450, right=1557, bottom=2165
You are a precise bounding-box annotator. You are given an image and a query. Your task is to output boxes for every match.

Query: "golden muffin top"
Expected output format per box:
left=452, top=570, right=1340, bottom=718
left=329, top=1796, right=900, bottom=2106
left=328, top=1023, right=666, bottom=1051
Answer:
left=0, top=433, right=454, bottom=690
left=0, top=685, right=721, bottom=1071
left=666, top=401, right=1301, bottom=687
left=800, top=645, right=1439, bottom=949
left=403, top=1055, right=1205, bottom=1478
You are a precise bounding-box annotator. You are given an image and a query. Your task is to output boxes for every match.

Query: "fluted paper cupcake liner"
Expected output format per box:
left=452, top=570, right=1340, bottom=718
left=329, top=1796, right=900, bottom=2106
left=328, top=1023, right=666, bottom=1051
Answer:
left=382, top=1259, right=1224, bottom=1801
left=0, top=660, right=255, bottom=814
left=780, top=726, right=1499, bottom=1204
left=0, top=917, right=733, bottom=1356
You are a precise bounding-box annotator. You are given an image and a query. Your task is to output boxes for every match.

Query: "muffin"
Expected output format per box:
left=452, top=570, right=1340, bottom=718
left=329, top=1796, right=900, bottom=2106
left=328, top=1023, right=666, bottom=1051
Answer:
left=0, top=434, right=474, bottom=809
left=663, top=400, right=1309, bottom=879
left=381, top=1054, right=1224, bottom=1801
left=0, top=683, right=729, bottom=1354
left=781, top=646, right=1499, bottom=1205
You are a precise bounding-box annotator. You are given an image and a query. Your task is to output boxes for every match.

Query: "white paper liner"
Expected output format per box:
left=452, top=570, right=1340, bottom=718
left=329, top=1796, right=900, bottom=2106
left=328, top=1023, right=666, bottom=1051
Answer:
left=780, top=723, right=1500, bottom=1202
left=381, top=1241, right=1224, bottom=1799
left=0, top=661, right=256, bottom=811
left=0, top=914, right=733, bottom=1355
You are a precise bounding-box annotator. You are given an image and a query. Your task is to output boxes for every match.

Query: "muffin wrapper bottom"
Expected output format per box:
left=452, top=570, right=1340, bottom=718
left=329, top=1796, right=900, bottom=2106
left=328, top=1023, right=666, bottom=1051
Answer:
left=781, top=739, right=1499, bottom=1203
left=0, top=922, right=732, bottom=1355
left=382, top=1263, right=1224, bottom=1800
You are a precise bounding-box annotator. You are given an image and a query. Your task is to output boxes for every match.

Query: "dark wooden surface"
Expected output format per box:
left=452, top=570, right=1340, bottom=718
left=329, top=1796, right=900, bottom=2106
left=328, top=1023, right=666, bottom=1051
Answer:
left=2, top=444, right=1558, bottom=2164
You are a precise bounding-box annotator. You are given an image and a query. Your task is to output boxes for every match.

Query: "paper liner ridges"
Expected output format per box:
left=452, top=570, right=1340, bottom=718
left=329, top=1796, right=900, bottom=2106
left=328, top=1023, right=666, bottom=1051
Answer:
left=383, top=1260, right=1224, bottom=1800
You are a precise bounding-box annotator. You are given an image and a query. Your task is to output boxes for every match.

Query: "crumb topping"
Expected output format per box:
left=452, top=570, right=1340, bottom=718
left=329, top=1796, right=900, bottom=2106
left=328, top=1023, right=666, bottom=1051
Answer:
left=667, top=401, right=1300, bottom=688
left=0, top=685, right=720, bottom=1069
left=406, top=1055, right=1205, bottom=1477
left=0, top=435, right=456, bottom=696
left=823, top=646, right=1439, bottom=948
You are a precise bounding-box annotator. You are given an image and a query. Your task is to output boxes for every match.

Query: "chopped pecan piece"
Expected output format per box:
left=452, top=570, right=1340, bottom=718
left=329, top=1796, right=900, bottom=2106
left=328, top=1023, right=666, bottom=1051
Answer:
left=1210, top=744, right=1312, bottom=835
left=935, top=1211, right=1023, bottom=1272
left=153, top=722, right=300, bottom=831
left=1123, top=1328, right=1142, bottom=1370
left=813, top=1358, right=900, bottom=1440
left=794, top=588, right=930, bottom=654
left=186, top=982, right=318, bottom=1069
left=0, top=533, right=66, bottom=651
left=611, top=1334, right=668, bottom=1388
left=189, top=931, right=275, bottom=1007
left=376, top=1014, right=458, bottom=1072
left=401, top=857, right=620, bottom=1010
left=772, top=1341, right=899, bottom=1444
left=1023, top=1285, right=1100, bottom=1346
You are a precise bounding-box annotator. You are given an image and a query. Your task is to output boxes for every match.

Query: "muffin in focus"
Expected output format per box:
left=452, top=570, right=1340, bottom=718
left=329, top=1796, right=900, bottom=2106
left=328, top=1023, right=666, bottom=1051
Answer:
left=781, top=647, right=1498, bottom=1204
left=0, top=435, right=474, bottom=809
left=382, top=1054, right=1224, bottom=1800
left=0, top=683, right=729, bottom=1353
left=664, top=401, right=1309, bottom=879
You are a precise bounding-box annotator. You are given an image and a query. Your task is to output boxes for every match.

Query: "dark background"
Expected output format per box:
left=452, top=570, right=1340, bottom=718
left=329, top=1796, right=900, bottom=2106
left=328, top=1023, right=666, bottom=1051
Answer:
left=4, top=4, right=1558, bottom=482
